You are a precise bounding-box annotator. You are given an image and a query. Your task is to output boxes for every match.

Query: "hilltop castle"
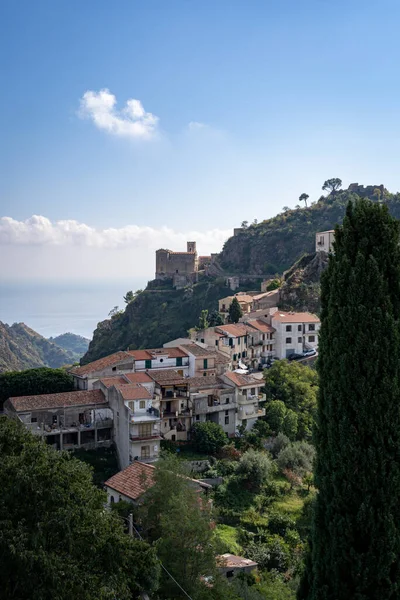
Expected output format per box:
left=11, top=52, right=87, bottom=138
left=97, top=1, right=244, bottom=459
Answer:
left=155, top=242, right=211, bottom=288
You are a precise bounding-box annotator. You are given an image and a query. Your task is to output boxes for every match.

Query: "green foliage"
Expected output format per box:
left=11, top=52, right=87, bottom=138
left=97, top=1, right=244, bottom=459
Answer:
left=265, top=400, right=299, bottom=440
left=123, top=290, right=135, bottom=304
left=198, top=309, right=210, bottom=330
left=270, top=432, right=290, bottom=458
left=228, top=297, right=243, bottom=323
left=48, top=332, right=89, bottom=362
left=0, top=367, right=74, bottom=410
left=264, top=360, right=318, bottom=440
left=0, top=417, right=159, bottom=600
left=191, top=421, right=227, bottom=455
left=277, top=441, right=315, bottom=478
left=209, top=310, right=224, bottom=326
left=266, top=278, right=281, bottom=291
left=321, top=177, right=342, bottom=193
left=71, top=446, right=119, bottom=488
left=237, top=450, right=273, bottom=490
left=303, top=199, right=400, bottom=599
left=299, top=193, right=309, bottom=207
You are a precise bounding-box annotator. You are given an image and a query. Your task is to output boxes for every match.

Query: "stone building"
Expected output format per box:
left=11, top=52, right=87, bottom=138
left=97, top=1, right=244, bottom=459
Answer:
left=155, top=241, right=212, bottom=288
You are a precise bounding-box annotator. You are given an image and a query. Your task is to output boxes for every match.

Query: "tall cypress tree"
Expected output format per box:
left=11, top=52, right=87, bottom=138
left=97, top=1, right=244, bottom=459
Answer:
left=303, top=199, right=400, bottom=600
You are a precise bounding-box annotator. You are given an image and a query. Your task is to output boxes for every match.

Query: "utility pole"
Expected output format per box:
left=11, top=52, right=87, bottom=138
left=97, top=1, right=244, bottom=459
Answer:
left=128, top=512, right=133, bottom=537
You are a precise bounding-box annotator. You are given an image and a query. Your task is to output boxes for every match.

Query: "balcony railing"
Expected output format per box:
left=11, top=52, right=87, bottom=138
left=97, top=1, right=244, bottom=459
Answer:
left=130, top=434, right=161, bottom=442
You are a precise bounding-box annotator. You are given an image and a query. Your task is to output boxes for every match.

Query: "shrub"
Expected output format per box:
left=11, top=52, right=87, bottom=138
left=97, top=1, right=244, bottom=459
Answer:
left=277, top=441, right=315, bottom=477
left=237, top=450, right=273, bottom=490
left=191, top=422, right=227, bottom=455
left=270, top=433, right=290, bottom=458
left=267, top=512, right=296, bottom=536
left=218, top=444, right=241, bottom=461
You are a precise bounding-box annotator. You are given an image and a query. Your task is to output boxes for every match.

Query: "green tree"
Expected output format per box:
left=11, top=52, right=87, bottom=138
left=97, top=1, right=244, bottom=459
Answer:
left=191, top=421, right=227, bottom=455
left=209, top=310, right=224, bottom=326
left=277, top=441, right=315, bottom=478
left=299, top=193, right=309, bottom=207
left=301, top=199, right=400, bottom=599
left=108, top=305, right=122, bottom=318
left=282, top=409, right=298, bottom=440
left=0, top=367, right=74, bottom=411
left=123, top=290, right=135, bottom=304
left=236, top=449, right=272, bottom=490
left=264, top=361, right=318, bottom=440
left=139, top=454, right=217, bottom=599
left=241, top=221, right=249, bottom=228
left=0, top=417, right=159, bottom=600
left=198, top=309, right=210, bottom=330
left=228, top=297, right=243, bottom=324
left=265, top=400, right=287, bottom=432
left=321, top=178, right=342, bottom=194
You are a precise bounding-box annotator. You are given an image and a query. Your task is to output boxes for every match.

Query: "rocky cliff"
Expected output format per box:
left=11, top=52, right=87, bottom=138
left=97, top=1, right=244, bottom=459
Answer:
left=279, top=251, right=329, bottom=314
left=0, top=323, right=85, bottom=373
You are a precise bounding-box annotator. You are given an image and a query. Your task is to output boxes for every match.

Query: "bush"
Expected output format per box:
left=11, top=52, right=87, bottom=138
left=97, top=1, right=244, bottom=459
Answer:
left=277, top=441, right=315, bottom=477
left=267, top=512, right=296, bottom=536
left=191, top=422, right=227, bottom=455
left=218, top=444, right=241, bottom=461
left=270, top=433, right=290, bottom=458
left=237, top=450, right=273, bottom=490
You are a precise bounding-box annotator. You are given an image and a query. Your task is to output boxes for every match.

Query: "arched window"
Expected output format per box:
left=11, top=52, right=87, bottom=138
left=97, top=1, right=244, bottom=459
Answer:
left=110, top=496, right=115, bottom=504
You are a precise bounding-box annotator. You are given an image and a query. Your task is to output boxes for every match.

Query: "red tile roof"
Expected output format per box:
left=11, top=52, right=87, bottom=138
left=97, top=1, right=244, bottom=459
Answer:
left=247, top=319, right=275, bottom=333
left=180, top=343, right=215, bottom=357
left=127, top=347, right=188, bottom=360
left=70, top=351, right=132, bottom=377
left=126, top=349, right=152, bottom=360
left=271, top=311, right=320, bottom=324
left=123, top=372, right=153, bottom=384
left=216, top=323, right=249, bottom=337
left=117, top=384, right=152, bottom=401
left=99, top=376, right=129, bottom=388
left=8, top=390, right=107, bottom=412
left=216, top=554, right=258, bottom=569
left=223, top=372, right=262, bottom=388
left=187, top=376, right=222, bottom=389
left=105, top=462, right=156, bottom=500
left=147, top=369, right=187, bottom=385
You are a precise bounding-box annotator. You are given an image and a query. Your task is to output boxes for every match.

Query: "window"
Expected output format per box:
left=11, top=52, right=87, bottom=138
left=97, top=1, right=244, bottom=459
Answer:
left=229, top=338, right=233, bottom=347
left=196, top=415, right=200, bottom=421
left=309, top=324, right=315, bottom=331
left=145, top=359, right=152, bottom=369
left=225, top=416, right=229, bottom=425
left=286, top=325, right=292, bottom=332
left=242, top=351, right=246, bottom=358
left=176, top=269, right=179, bottom=273
left=298, top=337, right=302, bottom=343
left=112, top=366, right=117, bottom=371
left=141, top=446, right=150, bottom=458
left=251, top=388, right=256, bottom=396
left=225, top=410, right=229, bottom=416
left=244, top=336, right=247, bottom=344
left=139, top=423, right=152, bottom=437
left=309, top=335, right=315, bottom=342
left=225, top=398, right=230, bottom=404
left=160, top=358, right=164, bottom=363
left=222, top=304, right=226, bottom=310
left=31, top=416, right=37, bottom=423
left=262, top=334, right=265, bottom=341
left=52, top=415, right=58, bottom=424
left=128, top=401, right=135, bottom=411
left=233, top=354, right=237, bottom=361
left=203, top=358, right=208, bottom=369
left=215, top=340, right=218, bottom=346
left=298, top=324, right=302, bottom=331
left=139, top=400, right=146, bottom=409
left=201, top=338, right=205, bottom=344
left=286, top=337, right=292, bottom=344
left=110, top=496, right=115, bottom=504
left=176, top=357, right=182, bottom=367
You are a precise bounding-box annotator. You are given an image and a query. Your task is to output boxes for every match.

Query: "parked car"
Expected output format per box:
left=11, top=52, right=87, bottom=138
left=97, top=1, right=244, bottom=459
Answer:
left=288, top=353, right=303, bottom=361
left=303, top=348, right=317, bottom=357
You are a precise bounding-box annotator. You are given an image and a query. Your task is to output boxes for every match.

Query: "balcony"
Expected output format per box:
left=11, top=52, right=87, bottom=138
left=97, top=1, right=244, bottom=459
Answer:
left=24, top=419, right=113, bottom=435
left=237, top=406, right=266, bottom=419
left=130, top=433, right=161, bottom=442
left=130, top=413, right=160, bottom=424
left=238, top=394, right=260, bottom=405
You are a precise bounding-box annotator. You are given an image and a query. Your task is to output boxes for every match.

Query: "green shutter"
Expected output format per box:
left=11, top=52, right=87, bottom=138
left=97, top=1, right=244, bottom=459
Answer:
left=203, top=359, right=208, bottom=369
left=233, top=354, right=237, bottom=361
left=145, top=359, right=152, bottom=369
left=176, top=357, right=182, bottom=367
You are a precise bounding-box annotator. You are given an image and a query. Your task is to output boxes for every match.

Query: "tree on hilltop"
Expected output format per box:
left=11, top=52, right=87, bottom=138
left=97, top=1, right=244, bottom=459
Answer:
left=299, top=199, right=400, bottom=599
left=228, top=297, right=243, bottom=323
left=299, top=193, right=309, bottom=207
left=209, top=310, right=224, bottom=326
left=197, top=309, right=210, bottom=330
left=322, top=178, right=342, bottom=194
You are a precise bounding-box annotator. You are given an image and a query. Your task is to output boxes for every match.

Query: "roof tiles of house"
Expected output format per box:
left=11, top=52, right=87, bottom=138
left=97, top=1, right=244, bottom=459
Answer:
left=8, top=389, right=107, bottom=412
left=214, top=352, right=230, bottom=365
left=187, top=376, right=224, bottom=389
left=105, top=461, right=156, bottom=500
left=180, top=343, right=216, bottom=357
left=127, top=347, right=188, bottom=360
left=216, top=554, right=258, bottom=568
left=247, top=319, right=275, bottom=333
left=272, top=311, right=320, bottom=323
left=70, top=351, right=131, bottom=376
left=147, top=369, right=187, bottom=385
left=117, top=384, right=152, bottom=401
left=123, top=372, right=153, bottom=384
left=216, top=323, right=249, bottom=337
left=99, top=376, right=129, bottom=388
left=223, top=371, right=262, bottom=388
left=105, top=461, right=212, bottom=502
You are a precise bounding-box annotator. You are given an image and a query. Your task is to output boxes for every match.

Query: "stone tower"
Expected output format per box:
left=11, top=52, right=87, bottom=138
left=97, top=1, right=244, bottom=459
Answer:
left=187, top=241, right=197, bottom=253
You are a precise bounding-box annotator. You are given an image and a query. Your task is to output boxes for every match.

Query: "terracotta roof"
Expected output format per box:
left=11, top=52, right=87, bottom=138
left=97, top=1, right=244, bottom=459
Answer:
left=70, top=351, right=132, bottom=377
left=216, top=323, right=249, bottom=337
left=187, top=376, right=222, bottom=389
left=127, top=347, right=188, bottom=360
left=117, top=384, right=152, bottom=401
left=105, top=462, right=156, bottom=500
left=126, top=349, right=152, bottom=360
left=123, top=372, right=153, bottom=384
left=236, top=295, right=254, bottom=304
left=214, top=352, right=230, bottom=365
left=223, top=372, right=262, bottom=388
left=105, top=461, right=211, bottom=501
left=8, top=390, right=107, bottom=412
left=99, top=376, right=129, bottom=388
left=252, top=292, right=272, bottom=301
left=247, top=319, right=275, bottom=333
left=271, top=311, right=320, bottom=324
left=216, top=554, right=258, bottom=569
left=147, top=369, right=187, bottom=385
left=180, top=343, right=215, bottom=357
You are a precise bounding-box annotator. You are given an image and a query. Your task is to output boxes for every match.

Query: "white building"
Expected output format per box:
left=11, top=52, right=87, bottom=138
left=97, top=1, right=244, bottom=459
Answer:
left=270, top=310, right=320, bottom=359
left=220, top=371, right=266, bottom=431
left=316, top=230, right=335, bottom=253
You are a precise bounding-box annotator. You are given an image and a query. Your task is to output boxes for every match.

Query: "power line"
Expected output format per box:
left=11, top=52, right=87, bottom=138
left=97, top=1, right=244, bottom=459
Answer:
left=122, top=514, right=194, bottom=600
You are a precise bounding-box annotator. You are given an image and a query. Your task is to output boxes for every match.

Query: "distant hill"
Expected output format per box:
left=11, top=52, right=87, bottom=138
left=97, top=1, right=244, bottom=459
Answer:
left=0, top=324, right=89, bottom=373
left=49, top=333, right=90, bottom=362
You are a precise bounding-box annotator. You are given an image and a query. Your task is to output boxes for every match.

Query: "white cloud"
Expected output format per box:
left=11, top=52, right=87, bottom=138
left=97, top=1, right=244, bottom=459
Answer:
left=0, top=215, right=231, bottom=254
left=79, top=89, right=159, bottom=139
left=188, top=121, right=208, bottom=131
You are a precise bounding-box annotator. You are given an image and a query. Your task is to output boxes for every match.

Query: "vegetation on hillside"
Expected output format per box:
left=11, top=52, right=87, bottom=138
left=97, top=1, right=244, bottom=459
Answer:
left=301, top=199, right=400, bottom=599
left=48, top=332, right=90, bottom=362
left=0, top=367, right=74, bottom=410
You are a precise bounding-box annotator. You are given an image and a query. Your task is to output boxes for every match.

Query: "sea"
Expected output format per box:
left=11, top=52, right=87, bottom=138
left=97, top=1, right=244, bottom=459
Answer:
left=0, top=279, right=147, bottom=340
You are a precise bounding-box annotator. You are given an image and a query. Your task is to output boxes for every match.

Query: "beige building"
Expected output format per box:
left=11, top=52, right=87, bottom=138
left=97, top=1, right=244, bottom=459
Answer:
left=218, top=293, right=255, bottom=320
left=270, top=310, right=320, bottom=359
left=221, top=371, right=266, bottom=430
left=316, top=230, right=335, bottom=253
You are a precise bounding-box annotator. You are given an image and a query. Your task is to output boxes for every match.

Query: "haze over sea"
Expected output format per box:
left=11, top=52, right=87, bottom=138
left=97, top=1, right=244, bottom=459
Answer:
left=0, top=279, right=147, bottom=340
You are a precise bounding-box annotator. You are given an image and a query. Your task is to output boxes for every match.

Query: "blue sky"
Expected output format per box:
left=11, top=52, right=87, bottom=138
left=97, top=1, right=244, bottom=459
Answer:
left=2, top=0, right=400, bottom=281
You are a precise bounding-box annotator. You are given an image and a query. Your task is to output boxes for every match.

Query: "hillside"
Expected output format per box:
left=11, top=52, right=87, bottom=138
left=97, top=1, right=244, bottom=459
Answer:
left=0, top=323, right=76, bottom=373
left=48, top=333, right=90, bottom=362
left=217, top=185, right=398, bottom=275
left=82, top=184, right=399, bottom=364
